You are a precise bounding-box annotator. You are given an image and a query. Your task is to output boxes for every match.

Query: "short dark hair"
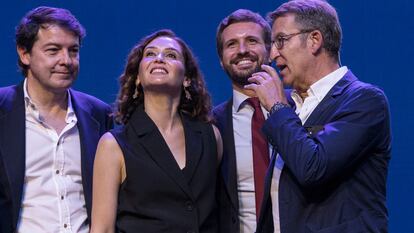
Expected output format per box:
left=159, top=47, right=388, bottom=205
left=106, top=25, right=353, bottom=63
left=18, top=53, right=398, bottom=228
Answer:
left=115, top=29, right=212, bottom=125
left=267, top=0, right=342, bottom=61
left=15, top=6, right=86, bottom=77
left=216, top=9, right=271, bottom=60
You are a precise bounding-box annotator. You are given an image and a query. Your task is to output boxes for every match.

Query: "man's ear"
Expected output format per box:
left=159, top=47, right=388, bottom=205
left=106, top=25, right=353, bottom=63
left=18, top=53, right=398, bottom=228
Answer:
left=308, top=30, right=323, bottom=55
left=17, top=46, right=30, bottom=66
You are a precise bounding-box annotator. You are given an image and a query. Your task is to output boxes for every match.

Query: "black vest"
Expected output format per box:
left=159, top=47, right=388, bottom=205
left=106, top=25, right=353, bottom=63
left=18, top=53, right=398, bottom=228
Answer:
left=111, top=107, right=218, bottom=233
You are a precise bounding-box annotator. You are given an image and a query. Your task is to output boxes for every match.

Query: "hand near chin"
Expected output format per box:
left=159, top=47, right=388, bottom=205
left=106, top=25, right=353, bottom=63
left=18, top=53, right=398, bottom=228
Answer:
left=244, top=64, right=288, bottom=111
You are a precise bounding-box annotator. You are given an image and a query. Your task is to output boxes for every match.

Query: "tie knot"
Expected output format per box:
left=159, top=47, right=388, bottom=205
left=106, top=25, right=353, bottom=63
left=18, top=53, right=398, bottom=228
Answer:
left=246, top=97, right=261, bottom=111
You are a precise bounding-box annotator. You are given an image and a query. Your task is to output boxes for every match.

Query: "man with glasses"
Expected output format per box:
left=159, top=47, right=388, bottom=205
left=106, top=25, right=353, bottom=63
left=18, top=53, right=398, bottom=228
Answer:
left=244, top=0, right=391, bottom=232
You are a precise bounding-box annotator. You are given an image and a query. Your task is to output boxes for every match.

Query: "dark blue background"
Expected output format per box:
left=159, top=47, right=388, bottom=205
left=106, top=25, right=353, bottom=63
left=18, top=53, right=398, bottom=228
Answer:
left=1, top=1, right=412, bottom=232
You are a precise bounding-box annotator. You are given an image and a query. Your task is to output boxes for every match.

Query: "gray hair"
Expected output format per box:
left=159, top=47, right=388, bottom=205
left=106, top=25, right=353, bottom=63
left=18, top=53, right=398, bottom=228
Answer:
left=267, top=0, right=342, bottom=61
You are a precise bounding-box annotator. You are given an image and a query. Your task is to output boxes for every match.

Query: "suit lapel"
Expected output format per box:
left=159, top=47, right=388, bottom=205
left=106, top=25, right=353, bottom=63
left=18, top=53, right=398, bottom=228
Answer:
left=181, top=116, right=203, bottom=183
left=129, top=107, right=195, bottom=200
left=0, top=83, right=27, bottom=227
left=217, top=100, right=239, bottom=210
left=304, top=71, right=357, bottom=126
left=70, top=90, right=100, bottom=218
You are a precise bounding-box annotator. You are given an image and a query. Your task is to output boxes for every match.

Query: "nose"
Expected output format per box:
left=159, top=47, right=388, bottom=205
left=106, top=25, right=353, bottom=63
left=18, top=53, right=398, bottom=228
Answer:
left=59, top=50, right=73, bottom=66
left=155, top=53, right=165, bottom=63
left=238, top=42, right=247, bottom=54
left=270, top=45, right=280, bottom=61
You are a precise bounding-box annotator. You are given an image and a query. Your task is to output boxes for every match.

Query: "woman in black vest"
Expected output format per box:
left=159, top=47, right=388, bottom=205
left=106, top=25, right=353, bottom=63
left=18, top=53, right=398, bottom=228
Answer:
left=90, top=29, right=222, bottom=233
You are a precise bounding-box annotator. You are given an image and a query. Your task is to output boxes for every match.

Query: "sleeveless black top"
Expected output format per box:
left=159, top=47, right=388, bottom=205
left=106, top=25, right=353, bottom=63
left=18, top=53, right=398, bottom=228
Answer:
left=111, top=106, right=218, bottom=233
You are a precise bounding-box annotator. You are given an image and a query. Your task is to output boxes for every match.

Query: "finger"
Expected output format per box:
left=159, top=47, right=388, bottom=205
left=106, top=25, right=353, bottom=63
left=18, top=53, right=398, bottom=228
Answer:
left=244, top=83, right=258, bottom=91
left=252, top=72, right=273, bottom=81
left=248, top=75, right=265, bottom=84
left=251, top=71, right=269, bottom=77
left=261, top=64, right=279, bottom=79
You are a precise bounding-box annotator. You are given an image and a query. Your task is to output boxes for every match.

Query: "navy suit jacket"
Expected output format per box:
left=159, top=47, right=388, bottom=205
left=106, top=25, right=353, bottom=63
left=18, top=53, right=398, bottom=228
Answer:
left=258, top=71, right=391, bottom=233
left=213, top=96, right=281, bottom=233
left=0, top=83, right=113, bottom=233
left=213, top=99, right=240, bottom=233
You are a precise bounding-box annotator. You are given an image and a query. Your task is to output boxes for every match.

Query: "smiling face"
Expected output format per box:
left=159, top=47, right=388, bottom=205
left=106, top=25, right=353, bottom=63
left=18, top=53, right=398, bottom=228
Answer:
left=137, top=36, right=188, bottom=95
left=18, top=24, right=80, bottom=94
left=220, top=22, right=269, bottom=89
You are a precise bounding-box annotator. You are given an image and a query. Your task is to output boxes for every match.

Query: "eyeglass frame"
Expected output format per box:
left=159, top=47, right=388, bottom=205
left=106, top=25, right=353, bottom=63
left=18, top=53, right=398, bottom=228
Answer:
left=272, top=29, right=315, bottom=50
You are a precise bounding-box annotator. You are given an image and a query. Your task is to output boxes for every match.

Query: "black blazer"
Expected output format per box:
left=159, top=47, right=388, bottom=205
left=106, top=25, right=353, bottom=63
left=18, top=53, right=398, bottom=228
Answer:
left=214, top=95, right=289, bottom=233
left=260, top=71, right=391, bottom=233
left=0, top=83, right=113, bottom=232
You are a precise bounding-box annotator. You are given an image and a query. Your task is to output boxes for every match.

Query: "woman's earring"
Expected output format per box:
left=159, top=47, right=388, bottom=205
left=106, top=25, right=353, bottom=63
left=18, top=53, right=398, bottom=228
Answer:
left=133, top=86, right=139, bottom=99
left=184, top=87, right=192, bottom=100
left=133, top=78, right=140, bottom=99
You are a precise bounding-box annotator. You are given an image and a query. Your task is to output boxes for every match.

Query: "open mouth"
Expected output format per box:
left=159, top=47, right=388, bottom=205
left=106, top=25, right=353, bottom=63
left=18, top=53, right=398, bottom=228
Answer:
left=235, top=58, right=254, bottom=66
left=277, top=64, right=287, bottom=73
left=232, top=57, right=257, bottom=70
left=150, top=67, right=168, bottom=74
left=231, top=53, right=258, bottom=68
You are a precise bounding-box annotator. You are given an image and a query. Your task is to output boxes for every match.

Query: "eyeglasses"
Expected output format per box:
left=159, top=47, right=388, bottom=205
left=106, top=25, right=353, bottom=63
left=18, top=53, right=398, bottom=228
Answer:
left=272, top=29, right=314, bottom=50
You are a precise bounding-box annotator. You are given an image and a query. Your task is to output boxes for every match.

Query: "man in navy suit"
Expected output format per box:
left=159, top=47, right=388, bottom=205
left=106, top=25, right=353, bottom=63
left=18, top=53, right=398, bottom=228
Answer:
left=244, top=0, right=391, bottom=232
left=0, top=7, right=112, bottom=232
left=213, top=9, right=276, bottom=233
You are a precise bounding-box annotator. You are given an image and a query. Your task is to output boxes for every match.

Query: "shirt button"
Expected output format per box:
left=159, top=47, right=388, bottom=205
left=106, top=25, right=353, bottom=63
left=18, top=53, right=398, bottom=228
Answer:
left=61, top=196, right=64, bottom=200
left=185, top=201, right=193, bottom=211
left=63, top=224, right=67, bottom=228
left=232, top=215, right=237, bottom=223
left=55, top=170, right=60, bottom=174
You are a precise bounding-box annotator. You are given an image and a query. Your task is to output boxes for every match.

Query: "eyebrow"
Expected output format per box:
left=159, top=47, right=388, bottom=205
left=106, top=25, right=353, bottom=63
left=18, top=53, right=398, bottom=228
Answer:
left=224, top=35, right=261, bottom=44
left=144, top=46, right=181, bottom=53
left=224, top=38, right=237, bottom=45
left=245, top=35, right=260, bottom=39
left=42, top=42, right=80, bottom=48
left=274, top=32, right=288, bottom=37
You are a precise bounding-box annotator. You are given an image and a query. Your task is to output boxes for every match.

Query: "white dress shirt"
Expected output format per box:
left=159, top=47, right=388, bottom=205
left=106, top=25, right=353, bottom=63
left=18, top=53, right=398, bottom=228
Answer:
left=232, top=90, right=283, bottom=233
left=17, top=79, right=88, bottom=233
left=291, top=66, right=348, bottom=124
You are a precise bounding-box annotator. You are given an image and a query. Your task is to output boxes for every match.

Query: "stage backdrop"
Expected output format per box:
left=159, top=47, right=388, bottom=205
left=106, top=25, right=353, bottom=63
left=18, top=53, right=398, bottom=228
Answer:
left=1, top=1, right=412, bottom=232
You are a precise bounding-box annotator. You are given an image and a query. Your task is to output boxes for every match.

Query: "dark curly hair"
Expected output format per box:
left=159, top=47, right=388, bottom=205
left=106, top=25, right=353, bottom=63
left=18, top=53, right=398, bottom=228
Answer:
left=115, top=29, right=212, bottom=125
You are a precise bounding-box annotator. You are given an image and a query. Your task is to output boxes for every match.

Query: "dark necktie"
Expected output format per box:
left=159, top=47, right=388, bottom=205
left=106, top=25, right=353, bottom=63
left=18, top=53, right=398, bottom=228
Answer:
left=246, top=97, right=270, bottom=221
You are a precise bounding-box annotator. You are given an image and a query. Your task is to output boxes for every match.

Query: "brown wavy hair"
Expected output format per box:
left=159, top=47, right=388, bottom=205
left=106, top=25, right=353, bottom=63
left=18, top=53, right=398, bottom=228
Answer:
left=115, top=29, right=212, bottom=125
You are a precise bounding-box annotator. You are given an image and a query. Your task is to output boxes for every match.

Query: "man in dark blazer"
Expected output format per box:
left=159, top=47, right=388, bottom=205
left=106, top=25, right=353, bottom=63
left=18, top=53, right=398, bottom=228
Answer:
left=244, top=0, right=391, bottom=232
left=0, top=7, right=112, bottom=233
left=213, top=9, right=276, bottom=233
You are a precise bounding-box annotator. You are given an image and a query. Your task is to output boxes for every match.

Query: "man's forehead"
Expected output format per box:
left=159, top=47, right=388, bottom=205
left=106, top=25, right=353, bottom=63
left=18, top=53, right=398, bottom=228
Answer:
left=35, top=24, right=80, bottom=45
left=38, top=24, right=77, bottom=35
left=272, top=14, right=298, bottom=34
left=223, top=22, right=263, bottom=39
